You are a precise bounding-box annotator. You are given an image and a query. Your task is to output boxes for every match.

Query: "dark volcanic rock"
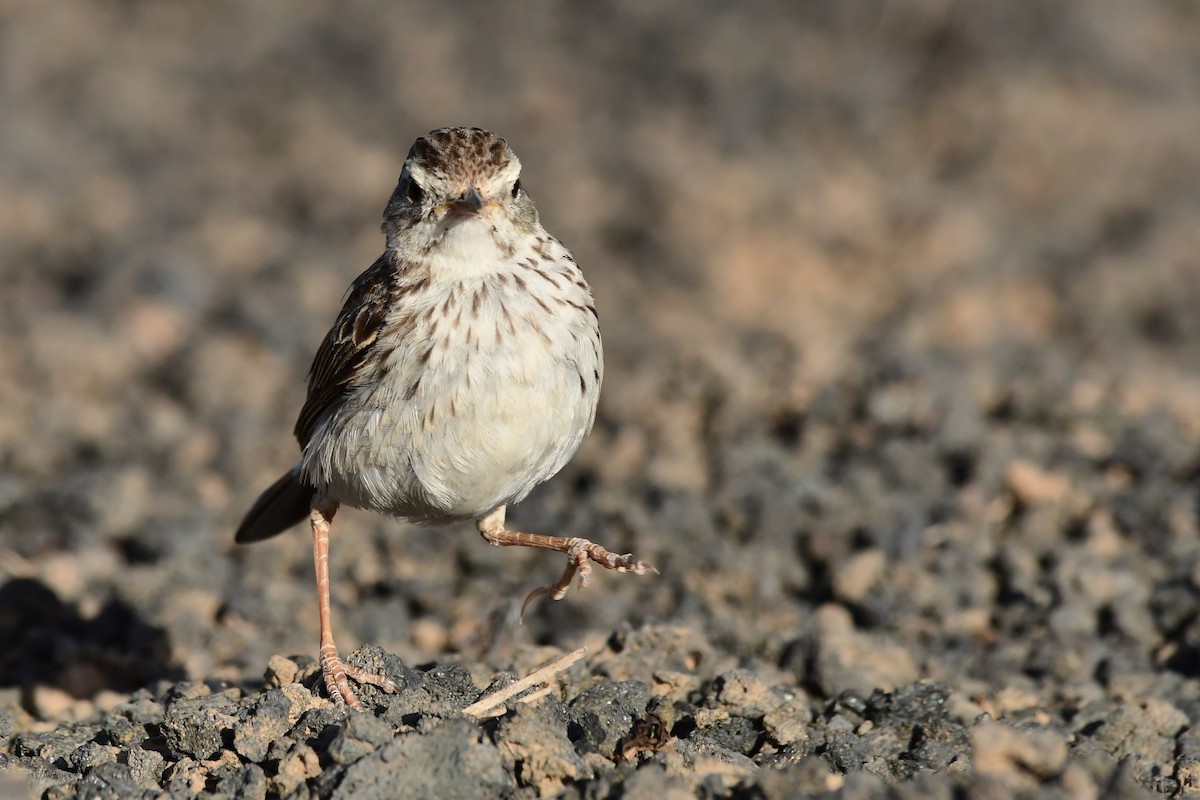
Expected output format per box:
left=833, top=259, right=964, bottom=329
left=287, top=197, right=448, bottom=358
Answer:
left=162, top=691, right=240, bottom=761
left=3, top=2, right=1200, bottom=799
left=232, top=688, right=306, bottom=762
left=568, top=679, right=652, bottom=758
left=326, top=711, right=393, bottom=766
left=330, top=717, right=513, bottom=800
left=494, top=700, right=591, bottom=795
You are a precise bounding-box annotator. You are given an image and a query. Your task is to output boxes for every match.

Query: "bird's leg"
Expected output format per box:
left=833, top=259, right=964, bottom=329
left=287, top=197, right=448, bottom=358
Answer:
left=476, top=506, right=656, bottom=615
left=311, top=494, right=398, bottom=709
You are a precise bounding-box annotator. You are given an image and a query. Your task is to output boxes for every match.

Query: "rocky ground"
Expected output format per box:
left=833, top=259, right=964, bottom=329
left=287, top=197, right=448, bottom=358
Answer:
left=2, top=1, right=1200, bottom=798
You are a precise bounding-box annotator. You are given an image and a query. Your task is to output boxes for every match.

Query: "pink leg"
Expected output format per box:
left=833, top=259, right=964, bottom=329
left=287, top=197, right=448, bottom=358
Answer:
left=476, top=506, right=656, bottom=615
left=311, top=494, right=398, bottom=708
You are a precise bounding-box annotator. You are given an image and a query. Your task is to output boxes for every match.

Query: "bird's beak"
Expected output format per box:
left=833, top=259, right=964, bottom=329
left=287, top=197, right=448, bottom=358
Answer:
left=451, top=187, right=485, bottom=214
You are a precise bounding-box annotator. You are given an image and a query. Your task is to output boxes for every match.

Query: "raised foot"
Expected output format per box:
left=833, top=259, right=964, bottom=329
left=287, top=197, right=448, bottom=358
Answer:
left=320, top=648, right=399, bottom=709
left=521, top=537, right=657, bottom=616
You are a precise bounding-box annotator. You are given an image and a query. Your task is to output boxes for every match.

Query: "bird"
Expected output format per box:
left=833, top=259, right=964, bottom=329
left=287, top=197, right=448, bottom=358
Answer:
left=234, top=127, right=655, bottom=709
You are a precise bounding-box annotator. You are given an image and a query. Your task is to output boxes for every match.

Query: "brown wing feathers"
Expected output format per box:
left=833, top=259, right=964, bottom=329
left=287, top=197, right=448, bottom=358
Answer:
left=236, top=254, right=397, bottom=544
left=293, top=254, right=395, bottom=447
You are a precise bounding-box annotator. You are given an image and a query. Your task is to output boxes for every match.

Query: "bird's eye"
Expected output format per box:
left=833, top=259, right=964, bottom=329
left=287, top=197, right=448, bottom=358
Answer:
left=406, top=178, right=425, bottom=204
left=511, top=179, right=522, bottom=198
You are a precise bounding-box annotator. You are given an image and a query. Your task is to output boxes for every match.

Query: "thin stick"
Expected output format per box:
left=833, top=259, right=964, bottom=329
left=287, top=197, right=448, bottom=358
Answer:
left=462, top=647, right=588, bottom=720
left=516, top=686, right=553, bottom=706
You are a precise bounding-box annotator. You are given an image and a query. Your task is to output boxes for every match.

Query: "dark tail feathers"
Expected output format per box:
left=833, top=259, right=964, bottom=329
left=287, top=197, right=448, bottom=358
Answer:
left=235, top=469, right=314, bottom=543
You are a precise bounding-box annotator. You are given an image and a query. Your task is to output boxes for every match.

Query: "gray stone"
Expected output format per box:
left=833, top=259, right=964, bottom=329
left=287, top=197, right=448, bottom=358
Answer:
left=494, top=700, right=591, bottom=795
left=327, top=710, right=395, bottom=765
left=233, top=687, right=300, bottom=762
left=73, top=761, right=154, bottom=800
left=568, top=680, right=651, bottom=757
left=162, top=692, right=240, bottom=760
left=332, top=717, right=514, bottom=800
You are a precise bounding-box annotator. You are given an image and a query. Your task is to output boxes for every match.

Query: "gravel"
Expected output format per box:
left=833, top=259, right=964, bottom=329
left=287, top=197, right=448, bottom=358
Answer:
left=3, top=1, right=1200, bottom=798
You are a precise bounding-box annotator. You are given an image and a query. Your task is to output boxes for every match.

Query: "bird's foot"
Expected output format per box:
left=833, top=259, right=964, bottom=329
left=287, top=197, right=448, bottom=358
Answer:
left=475, top=510, right=657, bottom=617
left=320, top=646, right=399, bottom=709
left=521, top=537, right=657, bottom=616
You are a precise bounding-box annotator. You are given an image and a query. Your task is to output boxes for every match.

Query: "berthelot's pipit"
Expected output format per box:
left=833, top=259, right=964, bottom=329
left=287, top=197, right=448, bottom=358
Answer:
left=236, top=127, right=655, bottom=708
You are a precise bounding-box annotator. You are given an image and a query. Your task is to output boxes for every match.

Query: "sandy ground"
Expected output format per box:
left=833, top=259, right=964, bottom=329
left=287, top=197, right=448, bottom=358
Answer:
left=2, top=1, right=1200, bottom=797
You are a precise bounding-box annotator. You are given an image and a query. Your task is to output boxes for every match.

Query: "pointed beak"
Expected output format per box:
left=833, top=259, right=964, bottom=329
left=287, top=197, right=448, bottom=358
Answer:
left=451, top=187, right=485, bottom=214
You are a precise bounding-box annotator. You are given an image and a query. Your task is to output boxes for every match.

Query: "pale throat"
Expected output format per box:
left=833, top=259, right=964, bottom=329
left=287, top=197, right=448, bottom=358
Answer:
left=424, top=214, right=519, bottom=280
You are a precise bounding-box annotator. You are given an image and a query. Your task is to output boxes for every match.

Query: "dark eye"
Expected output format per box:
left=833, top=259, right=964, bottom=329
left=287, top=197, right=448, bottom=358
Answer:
left=406, top=178, right=425, bottom=204
left=511, top=179, right=521, bottom=198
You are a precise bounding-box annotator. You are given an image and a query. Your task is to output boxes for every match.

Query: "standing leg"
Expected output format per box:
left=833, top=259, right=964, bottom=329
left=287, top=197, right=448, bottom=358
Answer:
left=311, top=493, right=398, bottom=708
left=476, top=506, right=656, bottom=615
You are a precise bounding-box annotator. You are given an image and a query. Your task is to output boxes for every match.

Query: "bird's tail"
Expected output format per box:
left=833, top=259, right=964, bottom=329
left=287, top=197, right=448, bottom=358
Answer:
left=234, top=468, right=314, bottom=543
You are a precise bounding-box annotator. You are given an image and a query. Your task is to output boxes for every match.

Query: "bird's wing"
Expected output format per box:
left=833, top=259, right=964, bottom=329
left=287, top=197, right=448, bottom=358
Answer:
left=294, top=253, right=395, bottom=447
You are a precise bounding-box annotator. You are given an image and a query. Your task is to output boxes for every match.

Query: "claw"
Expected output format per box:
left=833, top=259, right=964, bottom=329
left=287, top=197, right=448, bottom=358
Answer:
left=518, top=537, right=657, bottom=620
left=320, top=649, right=399, bottom=709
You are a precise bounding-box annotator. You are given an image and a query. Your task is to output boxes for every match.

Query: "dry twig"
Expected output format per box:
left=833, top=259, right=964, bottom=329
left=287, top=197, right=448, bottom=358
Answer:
left=462, top=647, right=587, bottom=720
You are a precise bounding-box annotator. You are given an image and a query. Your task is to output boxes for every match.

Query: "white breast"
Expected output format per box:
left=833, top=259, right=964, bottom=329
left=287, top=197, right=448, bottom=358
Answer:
left=301, top=231, right=602, bottom=523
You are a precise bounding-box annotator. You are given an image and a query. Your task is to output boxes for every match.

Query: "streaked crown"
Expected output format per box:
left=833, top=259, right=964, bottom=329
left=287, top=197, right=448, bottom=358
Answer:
left=409, top=127, right=519, bottom=187
left=382, top=127, right=537, bottom=248
left=386, top=128, right=520, bottom=213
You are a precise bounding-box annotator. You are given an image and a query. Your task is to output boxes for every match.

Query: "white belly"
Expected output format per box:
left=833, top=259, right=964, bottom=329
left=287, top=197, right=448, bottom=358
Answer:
left=300, top=271, right=602, bottom=522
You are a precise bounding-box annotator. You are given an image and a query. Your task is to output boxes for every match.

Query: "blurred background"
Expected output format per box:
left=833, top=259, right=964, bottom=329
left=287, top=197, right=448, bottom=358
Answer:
left=1, top=0, right=1199, bottom=716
